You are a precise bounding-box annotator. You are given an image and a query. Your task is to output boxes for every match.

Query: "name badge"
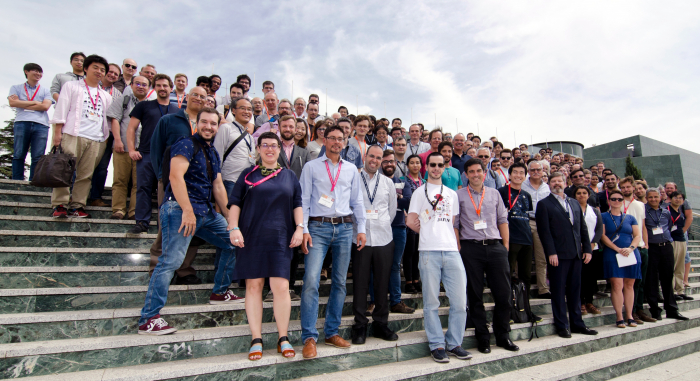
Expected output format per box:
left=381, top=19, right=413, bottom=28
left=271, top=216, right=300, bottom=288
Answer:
left=248, top=153, right=256, bottom=165
left=318, top=194, right=334, bottom=208
left=474, top=220, right=487, bottom=230
left=420, top=209, right=431, bottom=224
left=672, top=225, right=678, bottom=232
left=652, top=227, right=663, bottom=235
left=394, top=183, right=404, bottom=190
left=87, top=112, right=100, bottom=122
left=612, top=235, right=619, bottom=243
left=366, top=210, right=379, bottom=220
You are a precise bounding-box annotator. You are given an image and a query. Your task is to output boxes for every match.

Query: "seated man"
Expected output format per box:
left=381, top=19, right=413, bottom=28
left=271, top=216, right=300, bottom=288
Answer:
left=138, top=107, right=241, bottom=335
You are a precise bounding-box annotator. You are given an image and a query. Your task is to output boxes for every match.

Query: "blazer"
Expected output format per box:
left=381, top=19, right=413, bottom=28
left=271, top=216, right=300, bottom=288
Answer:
left=535, top=193, right=592, bottom=260
left=277, top=144, right=310, bottom=180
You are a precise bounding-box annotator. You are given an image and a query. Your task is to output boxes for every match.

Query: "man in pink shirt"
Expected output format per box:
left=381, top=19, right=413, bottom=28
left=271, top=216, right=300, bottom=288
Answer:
left=49, top=55, right=113, bottom=218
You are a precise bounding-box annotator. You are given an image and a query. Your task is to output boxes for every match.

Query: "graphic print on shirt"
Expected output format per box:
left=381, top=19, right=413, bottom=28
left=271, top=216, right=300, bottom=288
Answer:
left=423, top=193, right=453, bottom=224
left=82, top=87, right=103, bottom=121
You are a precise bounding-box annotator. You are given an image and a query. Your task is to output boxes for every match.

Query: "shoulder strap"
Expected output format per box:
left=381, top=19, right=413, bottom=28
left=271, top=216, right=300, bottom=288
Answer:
left=190, top=136, right=213, bottom=183
left=222, top=129, right=249, bottom=164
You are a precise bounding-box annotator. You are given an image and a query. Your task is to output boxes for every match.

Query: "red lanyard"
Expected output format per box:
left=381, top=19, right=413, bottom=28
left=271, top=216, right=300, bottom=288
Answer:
left=177, top=94, right=185, bottom=108
left=508, top=183, right=520, bottom=210
left=147, top=89, right=155, bottom=98
left=623, top=199, right=631, bottom=213
left=244, top=165, right=282, bottom=187
left=408, top=174, right=422, bottom=188
left=24, top=84, right=40, bottom=101
left=667, top=206, right=681, bottom=223
left=84, top=82, right=100, bottom=110
left=499, top=168, right=509, bottom=185
left=325, top=160, right=342, bottom=192
left=467, top=186, right=485, bottom=217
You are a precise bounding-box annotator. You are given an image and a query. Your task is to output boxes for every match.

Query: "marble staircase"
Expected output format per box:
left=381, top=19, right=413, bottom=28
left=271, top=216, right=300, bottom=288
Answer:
left=0, top=179, right=698, bottom=380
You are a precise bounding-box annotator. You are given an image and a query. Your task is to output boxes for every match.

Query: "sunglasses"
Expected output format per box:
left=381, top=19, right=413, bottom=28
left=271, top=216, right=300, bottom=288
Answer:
left=477, top=155, right=490, bottom=159
left=609, top=197, right=624, bottom=202
left=429, top=163, right=445, bottom=168
left=124, top=64, right=137, bottom=69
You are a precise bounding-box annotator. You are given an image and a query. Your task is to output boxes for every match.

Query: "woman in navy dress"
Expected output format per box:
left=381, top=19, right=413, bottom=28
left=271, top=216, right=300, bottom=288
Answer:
left=228, top=132, right=303, bottom=360
left=600, top=189, right=642, bottom=329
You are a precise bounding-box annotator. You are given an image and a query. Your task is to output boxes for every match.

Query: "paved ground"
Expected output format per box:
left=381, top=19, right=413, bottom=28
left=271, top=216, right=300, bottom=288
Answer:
left=610, top=351, right=700, bottom=380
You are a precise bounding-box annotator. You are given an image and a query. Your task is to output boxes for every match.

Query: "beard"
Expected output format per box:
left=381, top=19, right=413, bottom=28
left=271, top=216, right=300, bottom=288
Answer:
left=382, top=166, right=395, bottom=176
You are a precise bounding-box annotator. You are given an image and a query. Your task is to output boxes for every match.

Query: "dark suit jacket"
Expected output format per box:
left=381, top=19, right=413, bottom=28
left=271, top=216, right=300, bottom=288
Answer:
left=278, top=144, right=310, bottom=180
left=535, top=194, right=592, bottom=260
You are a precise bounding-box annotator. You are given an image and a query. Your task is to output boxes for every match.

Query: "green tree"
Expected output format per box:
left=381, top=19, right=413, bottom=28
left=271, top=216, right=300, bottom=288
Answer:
left=625, top=154, right=643, bottom=180
left=0, top=119, right=15, bottom=179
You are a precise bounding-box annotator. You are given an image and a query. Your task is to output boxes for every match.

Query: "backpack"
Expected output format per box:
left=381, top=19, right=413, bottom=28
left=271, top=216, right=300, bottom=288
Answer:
left=510, top=277, right=539, bottom=341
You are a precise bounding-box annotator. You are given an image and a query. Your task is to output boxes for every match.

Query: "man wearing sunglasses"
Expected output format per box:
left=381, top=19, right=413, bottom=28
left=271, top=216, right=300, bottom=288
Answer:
left=114, top=58, right=138, bottom=93
left=565, top=169, right=599, bottom=207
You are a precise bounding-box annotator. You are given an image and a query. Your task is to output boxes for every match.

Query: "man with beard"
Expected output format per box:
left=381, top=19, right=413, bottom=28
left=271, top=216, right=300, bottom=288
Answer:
left=536, top=172, right=597, bottom=338
left=565, top=168, right=599, bottom=207
left=598, top=172, right=619, bottom=212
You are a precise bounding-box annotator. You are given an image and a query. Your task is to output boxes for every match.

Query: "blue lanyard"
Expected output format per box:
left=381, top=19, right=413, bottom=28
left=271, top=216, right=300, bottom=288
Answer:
left=647, top=207, right=662, bottom=227
left=361, top=172, right=380, bottom=205
left=157, top=103, right=169, bottom=118
left=233, top=121, right=252, bottom=152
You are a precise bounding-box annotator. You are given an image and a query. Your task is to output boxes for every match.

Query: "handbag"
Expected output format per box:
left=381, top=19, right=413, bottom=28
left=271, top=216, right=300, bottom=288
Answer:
left=30, top=146, right=76, bottom=188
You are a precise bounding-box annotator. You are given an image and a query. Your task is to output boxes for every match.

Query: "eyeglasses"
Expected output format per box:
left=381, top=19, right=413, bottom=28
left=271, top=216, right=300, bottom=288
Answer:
left=259, top=143, right=280, bottom=150
left=428, top=163, right=445, bottom=168
left=381, top=160, right=396, bottom=165
left=190, top=94, right=207, bottom=100
left=325, top=136, right=344, bottom=142
left=134, top=83, right=149, bottom=88
left=317, top=128, right=327, bottom=132
left=124, top=64, right=137, bottom=69
left=609, top=197, right=624, bottom=202
left=309, top=100, right=319, bottom=104
left=477, top=155, right=490, bottom=159
left=529, top=168, right=542, bottom=172
left=571, top=175, right=584, bottom=179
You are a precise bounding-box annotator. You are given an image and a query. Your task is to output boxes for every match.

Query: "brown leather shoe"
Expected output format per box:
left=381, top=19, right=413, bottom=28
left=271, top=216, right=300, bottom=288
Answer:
left=110, top=211, right=125, bottom=220
left=302, top=338, right=317, bottom=359
left=585, top=303, right=601, bottom=314
left=637, top=311, right=657, bottom=323
left=390, top=302, right=415, bottom=314
left=581, top=304, right=588, bottom=315
left=324, top=335, right=351, bottom=348
left=632, top=312, right=644, bottom=325
left=89, top=199, right=109, bottom=207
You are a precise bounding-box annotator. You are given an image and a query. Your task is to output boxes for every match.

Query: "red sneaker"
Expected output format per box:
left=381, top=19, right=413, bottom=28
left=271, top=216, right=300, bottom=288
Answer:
left=52, top=205, right=68, bottom=218
left=69, top=208, right=91, bottom=218
left=138, top=315, right=177, bottom=335
left=209, top=290, right=245, bottom=304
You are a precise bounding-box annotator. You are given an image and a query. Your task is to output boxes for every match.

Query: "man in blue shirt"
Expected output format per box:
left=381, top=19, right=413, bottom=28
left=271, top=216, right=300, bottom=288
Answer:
left=299, top=125, right=367, bottom=359
left=138, top=107, right=239, bottom=335
left=644, top=188, right=688, bottom=321
left=450, top=133, right=471, bottom=175
left=318, top=117, right=363, bottom=169
left=7, top=63, right=53, bottom=180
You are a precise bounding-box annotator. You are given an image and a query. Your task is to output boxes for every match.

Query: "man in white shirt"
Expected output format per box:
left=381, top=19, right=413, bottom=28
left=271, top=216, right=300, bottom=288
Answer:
left=217, top=84, right=244, bottom=124
left=407, top=124, right=430, bottom=156
left=294, top=97, right=307, bottom=119
left=521, top=160, right=552, bottom=298
left=213, top=97, right=256, bottom=195
left=351, top=145, right=399, bottom=345
left=406, top=152, right=470, bottom=363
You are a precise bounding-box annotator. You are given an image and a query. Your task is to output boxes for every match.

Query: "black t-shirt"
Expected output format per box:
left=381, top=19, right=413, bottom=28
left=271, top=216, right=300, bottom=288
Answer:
left=667, top=205, right=687, bottom=242
left=129, top=100, right=180, bottom=153
left=565, top=185, right=599, bottom=208
left=498, top=185, right=533, bottom=245
left=597, top=190, right=611, bottom=213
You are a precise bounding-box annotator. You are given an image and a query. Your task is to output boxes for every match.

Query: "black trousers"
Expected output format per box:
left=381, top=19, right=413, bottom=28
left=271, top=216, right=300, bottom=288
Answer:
left=548, top=257, right=586, bottom=331
left=460, top=241, right=511, bottom=342
left=508, top=243, right=533, bottom=291
left=581, top=250, right=603, bottom=304
left=352, top=242, right=394, bottom=327
left=645, top=243, right=679, bottom=316
left=404, top=232, right=421, bottom=283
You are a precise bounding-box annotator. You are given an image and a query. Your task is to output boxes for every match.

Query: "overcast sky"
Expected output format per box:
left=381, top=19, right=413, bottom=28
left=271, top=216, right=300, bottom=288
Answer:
left=2, top=0, right=699, bottom=155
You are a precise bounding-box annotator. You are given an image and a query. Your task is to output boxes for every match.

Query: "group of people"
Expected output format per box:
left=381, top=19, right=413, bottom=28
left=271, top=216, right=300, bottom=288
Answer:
left=7, top=52, right=694, bottom=364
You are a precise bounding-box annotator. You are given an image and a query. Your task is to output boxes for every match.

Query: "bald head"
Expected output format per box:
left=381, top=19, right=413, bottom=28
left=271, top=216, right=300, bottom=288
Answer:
left=186, top=86, right=207, bottom=112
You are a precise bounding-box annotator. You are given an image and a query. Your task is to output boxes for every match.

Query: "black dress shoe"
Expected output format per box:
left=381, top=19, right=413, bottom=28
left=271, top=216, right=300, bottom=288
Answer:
left=372, top=322, right=398, bottom=341
left=666, top=312, right=689, bottom=321
left=651, top=312, right=663, bottom=321
left=351, top=325, right=367, bottom=345
left=571, top=327, right=598, bottom=335
left=477, top=339, right=491, bottom=353
left=496, top=338, right=519, bottom=351
left=538, top=292, right=552, bottom=299
left=674, top=295, right=684, bottom=301
left=556, top=328, right=572, bottom=338
left=680, top=294, right=694, bottom=301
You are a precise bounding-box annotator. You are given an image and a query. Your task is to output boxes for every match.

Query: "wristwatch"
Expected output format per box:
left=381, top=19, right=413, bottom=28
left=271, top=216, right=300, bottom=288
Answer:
left=629, top=245, right=636, bottom=250
left=296, top=224, right=304, bottom=228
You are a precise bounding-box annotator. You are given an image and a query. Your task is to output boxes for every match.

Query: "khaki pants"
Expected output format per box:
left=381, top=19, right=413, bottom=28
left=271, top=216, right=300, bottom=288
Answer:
left=672, top=240, right=687, bottom=294
left=111, top=152, right=137, bottom=217
left=51, top=134, right=106, bottom=209
left=529, top=219, right=549, bottom=294
left=149, top=180, right=199, bottom=277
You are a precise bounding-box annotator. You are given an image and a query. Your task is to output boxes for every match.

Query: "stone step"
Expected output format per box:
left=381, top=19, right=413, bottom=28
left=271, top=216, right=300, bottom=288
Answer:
left=11, top=300, right=700, bottom=380
left=0, top=201, right=157, bottom=220
left=0, top=230, right=157, bottom=249
left=0, top=215, right=158, bottom=234
left=301, top=308, right=700, bottom=381
left=0, top=189, right=156, bottom=205
left=475, top=325, right=700, bottom=381
left=608, top=350, right=700, bottom=380
left=0, top=179, right=112, bottom=196
left=0, top=247, right=216, bottom=267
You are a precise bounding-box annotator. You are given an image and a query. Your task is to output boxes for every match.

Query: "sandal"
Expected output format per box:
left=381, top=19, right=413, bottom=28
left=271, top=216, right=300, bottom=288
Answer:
left=627, top=319, right=638, bottom=327
left=616, top=320, right=626, bottom=328
left=249, top=338, right=263, bottom=361
left=278, top=336, right=295, bottom=358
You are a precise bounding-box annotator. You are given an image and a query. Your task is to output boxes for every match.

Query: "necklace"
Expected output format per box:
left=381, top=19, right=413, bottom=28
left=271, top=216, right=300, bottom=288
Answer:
left=260, top=163, right=281, bottom=176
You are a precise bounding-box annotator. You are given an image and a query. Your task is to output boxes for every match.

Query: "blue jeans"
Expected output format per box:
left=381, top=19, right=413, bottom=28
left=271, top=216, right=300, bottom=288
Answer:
left=419, top=250, right=467, bottom=351
left=135, top=152, right=157, bottom=225
left=139, top=201, right=236, bottom=325
left=89, top=133, right=113, bottom=200
left=301, top=221, right=353, bottom=342
left=369, top=226, right=407, bottom=306
left=12, top=121, right=48, bottom=181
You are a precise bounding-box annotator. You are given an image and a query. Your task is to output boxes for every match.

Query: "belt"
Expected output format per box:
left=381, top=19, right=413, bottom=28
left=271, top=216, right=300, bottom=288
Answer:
left=463, top=239, right=501, bottom=245
left=648, top=242, right=671, bottom=247
left=309, top=216, right=353, bottom=224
